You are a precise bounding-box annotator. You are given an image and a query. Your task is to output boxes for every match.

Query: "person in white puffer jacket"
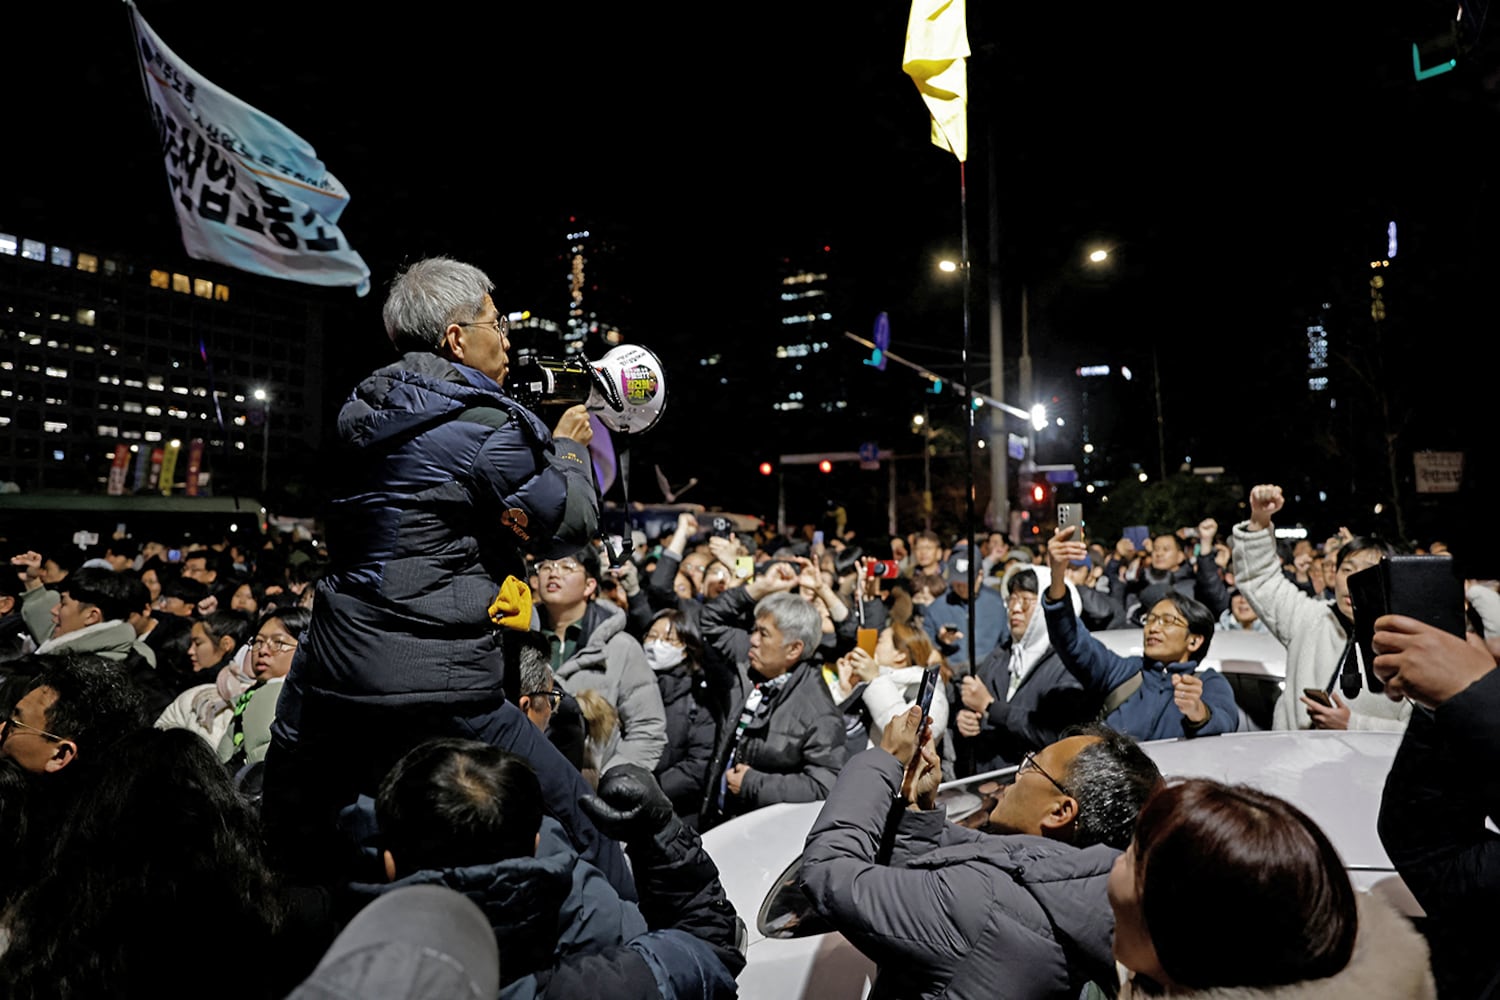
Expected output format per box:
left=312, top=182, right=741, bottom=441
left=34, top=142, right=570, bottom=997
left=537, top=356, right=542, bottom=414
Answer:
left=1231, top=483, right=1410, bottom=732
left=828, top=597, right=951, bottom=754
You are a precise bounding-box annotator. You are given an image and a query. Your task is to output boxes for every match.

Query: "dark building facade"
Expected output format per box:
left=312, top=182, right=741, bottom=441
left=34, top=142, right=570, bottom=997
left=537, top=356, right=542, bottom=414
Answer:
left=0, top=227, right=325, bottom=499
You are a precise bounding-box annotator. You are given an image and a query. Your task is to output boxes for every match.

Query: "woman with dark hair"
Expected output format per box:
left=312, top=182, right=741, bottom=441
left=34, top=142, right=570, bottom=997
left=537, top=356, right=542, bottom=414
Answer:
left=1109, top=778, right=1434, bottom=997
left=643, top=607, right=717, bottom=827
left=218, top=606, right=312, bottom=771
left=830, top=591, right=952, bottom=753
left=0, top=727, right=287, bottom=1000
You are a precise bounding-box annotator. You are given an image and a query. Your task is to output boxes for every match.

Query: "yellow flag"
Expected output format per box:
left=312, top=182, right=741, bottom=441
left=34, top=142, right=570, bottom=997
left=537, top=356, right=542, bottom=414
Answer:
left=903, top=0, right=970, bottom=162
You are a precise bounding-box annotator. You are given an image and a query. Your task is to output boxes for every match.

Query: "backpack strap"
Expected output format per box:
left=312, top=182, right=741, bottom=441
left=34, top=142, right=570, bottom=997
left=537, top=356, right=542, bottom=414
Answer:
left=1099, top=671, right=1144, bottom=718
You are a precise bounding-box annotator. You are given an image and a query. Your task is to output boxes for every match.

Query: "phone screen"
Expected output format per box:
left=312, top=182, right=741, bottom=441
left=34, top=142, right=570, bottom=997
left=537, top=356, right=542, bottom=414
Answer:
left=914, top=664, right=940, bottom=721
left=812, top=530, right=825, bottom=546
left=856, top=627, right=879, bottom=658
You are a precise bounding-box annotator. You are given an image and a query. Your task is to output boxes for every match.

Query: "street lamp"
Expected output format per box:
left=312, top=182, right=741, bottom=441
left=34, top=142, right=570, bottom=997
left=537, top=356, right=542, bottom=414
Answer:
left=253, top=388, right=270, bottom=498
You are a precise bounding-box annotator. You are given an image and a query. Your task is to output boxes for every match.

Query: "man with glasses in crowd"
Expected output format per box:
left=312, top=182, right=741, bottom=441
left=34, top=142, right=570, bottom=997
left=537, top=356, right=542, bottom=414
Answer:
left=952, top=565, right=1097, bottom=776
left=800, top=707, right=1161, bottom=998
left=261, top=256, right=630, bottom=896
left=1041, top=526, right=1239, bottom=740
left=1, top=653, right=148, bottom=779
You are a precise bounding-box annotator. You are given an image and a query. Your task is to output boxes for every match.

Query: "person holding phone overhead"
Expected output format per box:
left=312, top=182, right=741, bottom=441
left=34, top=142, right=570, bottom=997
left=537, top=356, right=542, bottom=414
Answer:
left=800, top=709, right=1162, bottom=999
left=1229, top=483, right=1408, bottom=732
left=1043, top=527, right=1239, bottom=741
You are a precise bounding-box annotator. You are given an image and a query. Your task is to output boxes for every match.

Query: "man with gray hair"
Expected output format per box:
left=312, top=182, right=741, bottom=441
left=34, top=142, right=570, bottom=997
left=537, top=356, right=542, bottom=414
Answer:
left=262, top=256, right=625, bottom=895
left=698, top=557, right=847, bottom=830
left=801, top=715, right=1162, bottom=998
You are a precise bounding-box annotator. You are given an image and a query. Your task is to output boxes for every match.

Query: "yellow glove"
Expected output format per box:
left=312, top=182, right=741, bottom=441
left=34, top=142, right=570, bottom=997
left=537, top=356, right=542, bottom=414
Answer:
left=488, top=576, right=534, bottom=630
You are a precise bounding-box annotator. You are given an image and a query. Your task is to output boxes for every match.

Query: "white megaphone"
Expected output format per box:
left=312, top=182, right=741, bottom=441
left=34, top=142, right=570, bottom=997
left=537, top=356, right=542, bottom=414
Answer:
left=508, top=344, right=668, bottom=434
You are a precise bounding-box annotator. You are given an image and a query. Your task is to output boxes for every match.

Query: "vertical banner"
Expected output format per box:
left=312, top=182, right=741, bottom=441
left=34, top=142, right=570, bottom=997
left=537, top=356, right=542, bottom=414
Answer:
left=159, top=441, right=181, bottom=496
left=107, top=444, right=133, bottom=496
left=128, top=3, right=370, bottom=296
left=132, top=445, right=151, bottom=493
left=185, top=438, right=205, bottom=496
left=146, top=446, right=165, bottom=492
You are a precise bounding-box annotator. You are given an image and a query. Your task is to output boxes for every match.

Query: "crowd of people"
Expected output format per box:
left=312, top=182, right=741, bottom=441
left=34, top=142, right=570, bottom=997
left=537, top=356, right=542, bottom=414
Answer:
left=0, top=256, right=1492, bottom=998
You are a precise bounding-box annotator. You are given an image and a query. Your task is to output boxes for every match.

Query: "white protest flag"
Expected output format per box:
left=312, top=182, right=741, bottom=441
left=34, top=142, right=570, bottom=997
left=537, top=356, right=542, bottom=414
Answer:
left=128, top=2, right=371, bottom=296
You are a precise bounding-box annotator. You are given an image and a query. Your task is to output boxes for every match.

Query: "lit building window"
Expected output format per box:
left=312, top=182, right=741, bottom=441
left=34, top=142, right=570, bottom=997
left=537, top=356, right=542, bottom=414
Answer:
left=103, top=258, right=118, bottom=276
left=0, top=234, right=15, bottom=255
left=43, top=421, right=68, bottom=433
left=44, top=367, right=68, bottom=378
left=147, top=378, right=165, bottom=392
left=76, top=309, right=96, bottom=327
left=193, top=278, right=213, bottom=299
left=214, top=284, right=230, bottom=302
left=150, top=269, right=170, bottom=289
left=172, top=273, right=190, bottom=294
left=77, top=252, right=99, bottom=273
left=145, top=431, right=163, bottom=442
left=50, top=246, right=74, bottom=268
left=21, top=239, right=46, bottom=262
left=97, top=425, right=119, bottom=438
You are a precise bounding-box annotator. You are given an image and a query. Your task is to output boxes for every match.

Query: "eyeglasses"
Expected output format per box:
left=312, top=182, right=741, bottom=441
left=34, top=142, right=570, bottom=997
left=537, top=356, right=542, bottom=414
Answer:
left=1018, top=751, right=1072, bottom=798
left=646, top=631, right=683, bottom=647
left=249, top=636, right=299, bottom=654
left=1007, top=593, right=1038, bottom=610
left=457, top=315, right=508, bottom=336
left=524, top=688, right=564, bottom=709
left=537, top=560, right=584, bottom=576
left=1143, top=612, right=1189, bottom=630
left=1, top=714, right=67, bottom=746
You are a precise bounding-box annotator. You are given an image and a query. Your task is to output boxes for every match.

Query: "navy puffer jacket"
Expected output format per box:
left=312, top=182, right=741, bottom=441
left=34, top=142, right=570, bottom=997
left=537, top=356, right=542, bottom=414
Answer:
left=300, top=353, right=598, bottom=706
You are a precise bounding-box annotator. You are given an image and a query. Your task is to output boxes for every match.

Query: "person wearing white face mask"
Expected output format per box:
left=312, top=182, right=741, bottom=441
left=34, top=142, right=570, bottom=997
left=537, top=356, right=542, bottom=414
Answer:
left=643, top=608, right=718, bottom=829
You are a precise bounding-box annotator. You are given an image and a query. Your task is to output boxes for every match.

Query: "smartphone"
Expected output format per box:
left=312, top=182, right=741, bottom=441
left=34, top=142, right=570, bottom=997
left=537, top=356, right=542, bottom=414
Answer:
left=734, top=555, right=755, bottom=580
left=1302, top=687, right=1334, bottom=708
left=1349, top=556, right=1465, bottom=695
left=914, top=664, right=940, bottom=721
left=856, top=627, right=879, bottom=658
left=1056, top=502, right=1083, bottom=534
left=812, top=530, right=825, bottom=546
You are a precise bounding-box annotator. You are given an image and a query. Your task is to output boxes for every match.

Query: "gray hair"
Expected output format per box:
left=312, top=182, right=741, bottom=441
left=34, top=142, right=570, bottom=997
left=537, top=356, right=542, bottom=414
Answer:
left=382, top=256, right=495, bottom=353
left=517, top=641, right=554, bottom=697
left=1062, top=724, right=1164, bottom=850
left=754, top=592, right=822, bottom=661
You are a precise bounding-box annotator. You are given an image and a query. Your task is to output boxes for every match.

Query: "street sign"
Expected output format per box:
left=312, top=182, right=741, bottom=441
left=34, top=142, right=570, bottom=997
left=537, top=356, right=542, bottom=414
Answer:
left=858, top=441, right=880, bottom=470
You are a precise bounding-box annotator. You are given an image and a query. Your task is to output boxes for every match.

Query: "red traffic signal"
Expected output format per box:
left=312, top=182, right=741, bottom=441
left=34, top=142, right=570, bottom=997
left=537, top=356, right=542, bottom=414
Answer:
left=818, top=459, right=833, bottom=474
left=759, top=461, right=774, bottom=476
left=1031, top=481, right=1048, bottom=504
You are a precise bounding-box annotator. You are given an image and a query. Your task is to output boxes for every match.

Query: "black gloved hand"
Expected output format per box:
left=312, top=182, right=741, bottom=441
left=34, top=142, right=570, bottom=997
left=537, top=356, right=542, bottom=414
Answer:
left=579, top=763, right=675, bottom=843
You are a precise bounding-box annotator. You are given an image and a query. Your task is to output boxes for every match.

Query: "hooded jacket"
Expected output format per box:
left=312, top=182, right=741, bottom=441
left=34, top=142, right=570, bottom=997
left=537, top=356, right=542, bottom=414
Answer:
left=800, top=749, right=1119, bottom=999
left=1116, top=892, right=1434, bottom=999
left=348, top=817, right=648, bottom=999
left=288, top=352, right=596, bottom=708
left=551, top=600, right=668, bottom=773
left=960, top=568, right=1096, bottom=772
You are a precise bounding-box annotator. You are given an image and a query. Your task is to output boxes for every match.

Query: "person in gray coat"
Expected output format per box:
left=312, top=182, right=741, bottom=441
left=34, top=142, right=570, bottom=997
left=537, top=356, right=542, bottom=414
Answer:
left=538, top=546, right=667, bottom=773
left=800, top=710, right=1161, bottom=999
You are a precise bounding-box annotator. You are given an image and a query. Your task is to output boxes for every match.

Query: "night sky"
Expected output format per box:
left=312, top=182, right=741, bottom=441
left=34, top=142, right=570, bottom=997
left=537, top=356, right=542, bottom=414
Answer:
left=6, top=2, right=1500, bottom=523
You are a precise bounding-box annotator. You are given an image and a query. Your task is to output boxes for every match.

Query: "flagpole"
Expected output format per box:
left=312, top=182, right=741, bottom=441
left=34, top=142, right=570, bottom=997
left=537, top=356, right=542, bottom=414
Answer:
left=959, top=161, right=978, bottom=672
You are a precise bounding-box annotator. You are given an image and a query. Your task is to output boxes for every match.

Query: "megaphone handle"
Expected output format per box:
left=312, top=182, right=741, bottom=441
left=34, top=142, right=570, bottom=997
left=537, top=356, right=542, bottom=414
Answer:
left=589, top=363, right=626, bottom=413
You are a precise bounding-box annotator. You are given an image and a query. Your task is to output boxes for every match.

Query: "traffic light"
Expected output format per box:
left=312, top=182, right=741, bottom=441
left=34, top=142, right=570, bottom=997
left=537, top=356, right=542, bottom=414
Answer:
left=1031, top=480, right=1049, bottom=506
left=759, top=461, right=774, bottom=476
left=818, top=459, right=833, bottom=474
